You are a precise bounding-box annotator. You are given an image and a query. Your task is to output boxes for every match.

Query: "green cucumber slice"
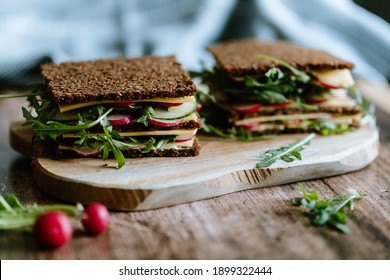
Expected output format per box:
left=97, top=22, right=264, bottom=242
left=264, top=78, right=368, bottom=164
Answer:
left=152, top=101, right=197, bottom=120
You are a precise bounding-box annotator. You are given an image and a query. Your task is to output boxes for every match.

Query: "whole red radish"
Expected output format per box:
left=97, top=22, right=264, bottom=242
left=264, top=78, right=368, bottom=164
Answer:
left=33, top=211, right=73, bottom=249
left=82, top=203, right=110, bottom=235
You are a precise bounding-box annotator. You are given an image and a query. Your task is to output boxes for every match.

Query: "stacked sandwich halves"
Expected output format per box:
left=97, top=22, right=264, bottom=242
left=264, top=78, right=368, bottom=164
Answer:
left=203, top=39, right=361, bottom=135
left=31, top=56, right=201, bottom=167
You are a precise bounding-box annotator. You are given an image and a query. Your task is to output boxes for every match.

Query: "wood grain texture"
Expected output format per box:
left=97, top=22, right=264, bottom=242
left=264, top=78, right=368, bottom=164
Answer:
left=10, top=122, right=379, bottom=210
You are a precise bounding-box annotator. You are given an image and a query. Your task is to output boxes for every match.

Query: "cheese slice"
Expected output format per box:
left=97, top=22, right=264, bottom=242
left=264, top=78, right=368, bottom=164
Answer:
left=234, top=113, right=332, bottom=126
left=58, top=96, right=196, bottom=113
left=235, top=113, right=360, bottom=127
left=311, top=69, right=355, bottom=88
left=62, top=128, right=198, bottom=139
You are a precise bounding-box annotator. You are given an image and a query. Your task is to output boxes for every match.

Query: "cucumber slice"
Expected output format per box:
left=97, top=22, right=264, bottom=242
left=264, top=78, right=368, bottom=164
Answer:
left=152, top=101, right=197, bottom=120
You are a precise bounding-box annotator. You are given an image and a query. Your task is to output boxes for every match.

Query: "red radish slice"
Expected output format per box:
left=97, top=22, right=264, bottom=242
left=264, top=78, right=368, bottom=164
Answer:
left=148, top=117, right=183, bottom=127
left=270, top=101, right=290, bottom=107
left=158, top=102, right=183, bottom=107
left=175, top=133, right=195, bottom=143
left=240, top=122, right=261, bottom=131
left=306, top=94, right=329, bottom=104
left=196, top=103, right=202, bottom=111
left=73, top=146, right=101, bottom=157
left=110, top=102, right=137, bottom=108
left=233, top=103, right=262, bottom=114
left=107, top=114, right=133, bottom=126
left=291, top=119, right=303, bottom=125
left=314, top=78, right=340, bottom=89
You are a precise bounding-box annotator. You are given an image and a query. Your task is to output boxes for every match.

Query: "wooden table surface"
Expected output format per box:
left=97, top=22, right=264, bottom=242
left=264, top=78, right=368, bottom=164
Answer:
left=1, top=82, right=389, bottom=260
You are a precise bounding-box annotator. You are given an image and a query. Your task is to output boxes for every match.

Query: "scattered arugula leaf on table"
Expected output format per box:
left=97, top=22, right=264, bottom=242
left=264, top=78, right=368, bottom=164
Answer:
left=0, top=194, right=82, bottom=230
left=292, top=183, right=366, bottom=233
left=256, top=133, right=315, bottom=167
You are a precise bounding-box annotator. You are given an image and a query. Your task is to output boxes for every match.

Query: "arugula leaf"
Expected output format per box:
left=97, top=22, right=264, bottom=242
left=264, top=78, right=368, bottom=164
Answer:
left=23, top=106, right=114, bottom=140
left=0, top=194, right=82, bottom=230
left=309, top=121, right=353, bottom=135
left=292, top=183, right=366, bottom=233
left=256, top=54, right=311, bottom=83
left=137, top=106, right=155, bottom=126
left=101, top=126, right=126, bottom=168
left=256, top=133, right=315, bottom=167
left=0, top=91, right=43, bottom=99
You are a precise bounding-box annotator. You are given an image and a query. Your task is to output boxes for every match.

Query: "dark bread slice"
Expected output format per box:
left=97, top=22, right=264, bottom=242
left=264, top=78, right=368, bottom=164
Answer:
left=55, top=138, right=201, bottom=159
left=41, top=56, right=196, bottom=104
left=207, top=39, right=354, bottom=77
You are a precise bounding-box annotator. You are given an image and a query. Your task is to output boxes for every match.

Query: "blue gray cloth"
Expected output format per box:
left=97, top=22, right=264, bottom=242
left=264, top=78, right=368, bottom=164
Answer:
left=0, top=0, right=389, bottom=86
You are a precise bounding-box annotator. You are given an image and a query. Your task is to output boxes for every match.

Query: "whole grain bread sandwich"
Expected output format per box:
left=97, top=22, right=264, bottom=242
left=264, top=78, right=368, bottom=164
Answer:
left=24, top=56, right=201, bottom=168
left=194, top=39, right=362, bottom=136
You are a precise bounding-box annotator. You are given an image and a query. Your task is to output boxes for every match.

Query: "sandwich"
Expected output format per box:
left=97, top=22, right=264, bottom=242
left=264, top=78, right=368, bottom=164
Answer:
left=23, top=56, right=202, bottom=168
left=193, top=39, right=362, bottom=137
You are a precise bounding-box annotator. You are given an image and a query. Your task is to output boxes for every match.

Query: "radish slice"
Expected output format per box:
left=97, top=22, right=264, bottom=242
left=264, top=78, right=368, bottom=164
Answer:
left=233, top=103, right=262, bottom=114
left=148, top=117, right=183, bottom=127
left=196, top=103, right=202, bottom=111
left=314, top=78, right=340, bottom=89
left=290, top=119, right=303, bottom=125
left=73, top=146, right=101, bottom=157
left=240, top=122, right=261, bottom=131
left=175, top=133, right=195, bottom=143
left=157, top=102, right=183, bottom=107
left=306, top=93, right=330, bottom=104
left=270, top=101, right=290, bottom=107
left=107, top=114, right=133, bottom=126
left=110, top=102, right=137, bottom=108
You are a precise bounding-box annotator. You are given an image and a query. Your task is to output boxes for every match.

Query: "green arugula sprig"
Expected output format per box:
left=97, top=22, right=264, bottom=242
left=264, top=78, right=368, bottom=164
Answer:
left=137, top=105, right=155, bottom=126
left=0, top=194, right=82, bottom=230
left=256, top=54, right=311, bottom=83
left=292, top=183, right=366, bottom=233
left=256, top=133, right=315, bottom=167
left=22, top=105, right=114, bottom=140
left=309, top=121, right=353, bottom=136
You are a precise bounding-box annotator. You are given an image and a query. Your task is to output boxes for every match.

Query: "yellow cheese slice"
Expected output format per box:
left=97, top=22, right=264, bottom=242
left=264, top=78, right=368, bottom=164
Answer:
left=58, top=96, right=196, bottom=113
left=235, top=113, right=360, bottom=127
left=62, top=128, right=198, bottom=139
left=234, top=113, right=332, bottom=126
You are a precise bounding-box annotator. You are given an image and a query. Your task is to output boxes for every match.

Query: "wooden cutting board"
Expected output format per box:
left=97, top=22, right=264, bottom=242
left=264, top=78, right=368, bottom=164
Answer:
left=9, top=121, right=379, bottom=211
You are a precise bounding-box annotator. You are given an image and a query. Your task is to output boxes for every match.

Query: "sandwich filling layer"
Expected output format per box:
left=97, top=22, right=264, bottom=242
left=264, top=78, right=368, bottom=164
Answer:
left=25, top=56, right=201, bottom=168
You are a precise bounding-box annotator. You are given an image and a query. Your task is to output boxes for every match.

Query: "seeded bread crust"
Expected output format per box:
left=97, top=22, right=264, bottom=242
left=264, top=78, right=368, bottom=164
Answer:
left=207, top=39, right=354, bottom=76
left=55, top=138, right=201, bottom=159
left=41, top=56, right=196, bottom=104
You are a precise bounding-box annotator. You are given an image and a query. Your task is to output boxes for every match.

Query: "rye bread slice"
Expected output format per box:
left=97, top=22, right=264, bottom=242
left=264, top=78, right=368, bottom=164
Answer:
left=41, top=56, right=196, bottom=104
left=56, top=138, right=201, bottom=158
left=207, top=39, right=354, bottom=77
